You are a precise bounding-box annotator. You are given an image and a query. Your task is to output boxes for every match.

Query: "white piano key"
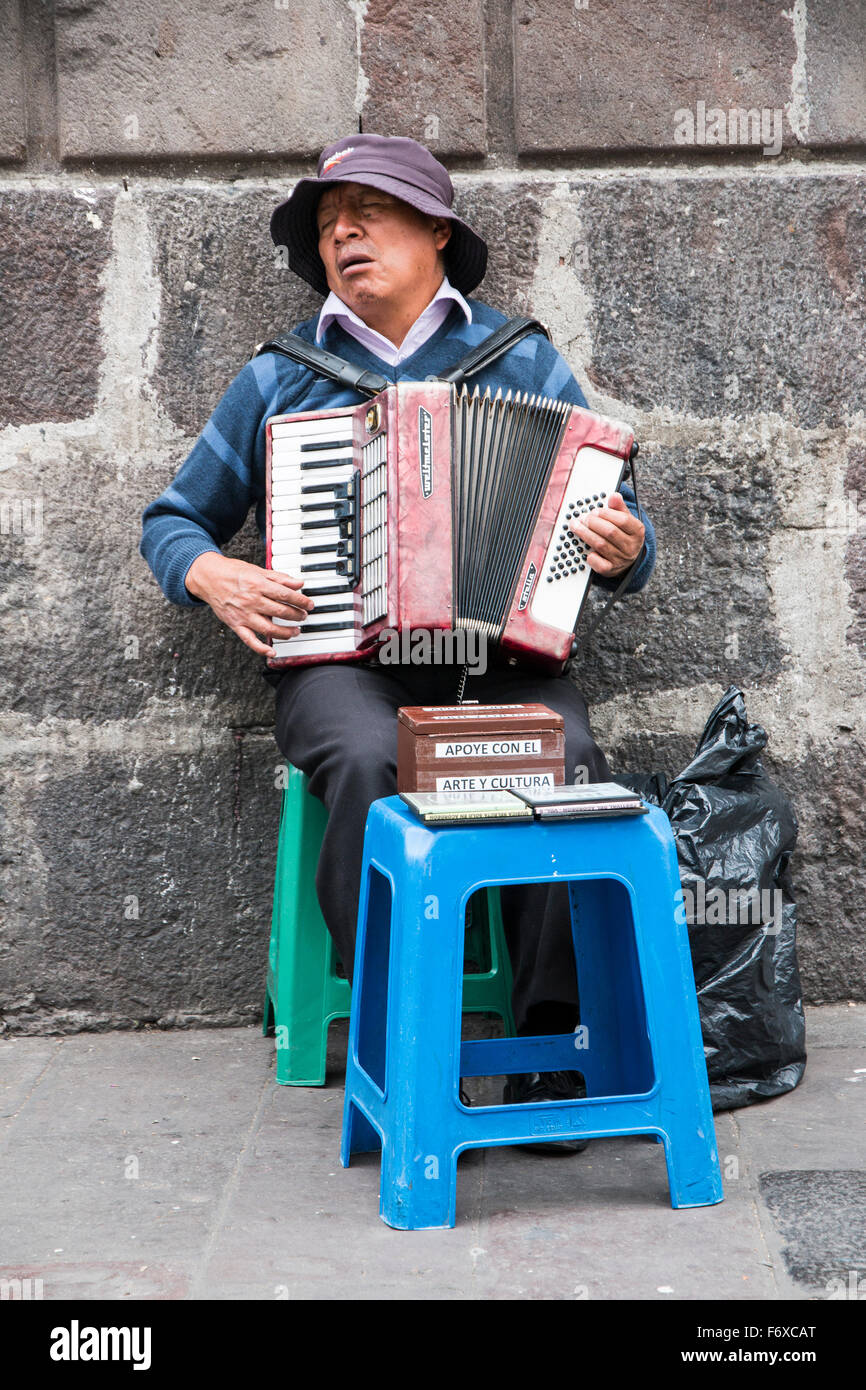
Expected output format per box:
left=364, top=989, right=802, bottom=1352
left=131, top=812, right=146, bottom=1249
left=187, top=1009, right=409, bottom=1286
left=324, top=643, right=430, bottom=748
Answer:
left=271, top=563, right=354, bottom=588
left=274, top=455, right=352, bottom=473
left=271, top=481, right=351, bottom=504
left=270, top=416, right=355, bottom=440
left=271, top=524, right=344, bottom=544
left=272, top=633, right=358, bottom=658
left=271, top=470, right=352, bottom=495
left=270, top=511, right=345, bottom=533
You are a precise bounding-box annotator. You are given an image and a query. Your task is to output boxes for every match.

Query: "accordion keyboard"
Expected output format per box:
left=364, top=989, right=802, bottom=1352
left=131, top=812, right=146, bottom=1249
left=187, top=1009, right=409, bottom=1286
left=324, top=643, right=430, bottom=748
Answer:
left=269, top=414, right=361, bottom=659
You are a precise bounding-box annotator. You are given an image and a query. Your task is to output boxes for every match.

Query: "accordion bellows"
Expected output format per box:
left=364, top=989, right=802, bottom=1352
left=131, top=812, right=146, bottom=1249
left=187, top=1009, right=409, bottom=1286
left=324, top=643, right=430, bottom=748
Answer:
left=265, top=381, right=635, bottom=672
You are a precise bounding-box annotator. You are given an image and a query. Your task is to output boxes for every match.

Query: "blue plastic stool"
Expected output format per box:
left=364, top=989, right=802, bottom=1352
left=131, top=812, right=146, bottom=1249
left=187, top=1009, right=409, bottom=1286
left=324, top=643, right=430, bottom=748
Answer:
left=341, top=796, right=723, bottom=1230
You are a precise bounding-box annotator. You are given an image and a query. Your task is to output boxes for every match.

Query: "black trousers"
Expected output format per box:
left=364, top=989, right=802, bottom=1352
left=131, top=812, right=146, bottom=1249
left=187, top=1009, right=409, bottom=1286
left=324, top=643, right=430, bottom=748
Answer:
left=273, top=660, right=611, bottom=1035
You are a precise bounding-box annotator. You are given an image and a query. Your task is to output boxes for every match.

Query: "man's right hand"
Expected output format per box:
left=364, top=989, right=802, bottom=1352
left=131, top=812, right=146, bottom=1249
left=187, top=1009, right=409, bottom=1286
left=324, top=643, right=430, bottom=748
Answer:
left=184, top=553, right=314, bottom=657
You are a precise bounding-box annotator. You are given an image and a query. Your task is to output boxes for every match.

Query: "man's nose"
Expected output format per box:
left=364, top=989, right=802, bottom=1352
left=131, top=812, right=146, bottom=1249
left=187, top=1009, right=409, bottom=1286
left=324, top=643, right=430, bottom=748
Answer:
left=331, top=205, right=363, bottom=241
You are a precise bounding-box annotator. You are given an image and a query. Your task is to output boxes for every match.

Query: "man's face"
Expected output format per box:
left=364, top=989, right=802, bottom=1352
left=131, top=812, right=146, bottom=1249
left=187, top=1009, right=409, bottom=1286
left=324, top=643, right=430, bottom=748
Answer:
left=316, top=181, right=451, bottom=316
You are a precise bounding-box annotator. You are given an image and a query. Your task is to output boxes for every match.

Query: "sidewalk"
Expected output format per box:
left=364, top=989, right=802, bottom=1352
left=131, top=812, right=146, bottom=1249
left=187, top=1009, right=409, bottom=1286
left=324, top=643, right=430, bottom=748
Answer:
left=1, top=1005, right=863, bottom=1301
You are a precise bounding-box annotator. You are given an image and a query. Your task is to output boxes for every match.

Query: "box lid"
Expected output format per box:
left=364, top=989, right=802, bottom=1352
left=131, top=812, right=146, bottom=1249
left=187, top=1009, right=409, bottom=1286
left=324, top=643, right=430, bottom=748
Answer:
left=397, top=702, right=564, bottom=735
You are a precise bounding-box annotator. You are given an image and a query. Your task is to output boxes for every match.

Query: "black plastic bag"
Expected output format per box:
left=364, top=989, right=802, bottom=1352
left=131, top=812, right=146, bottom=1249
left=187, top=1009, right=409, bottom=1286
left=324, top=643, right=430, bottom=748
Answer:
left=622, top=686, right=806, bottom=1112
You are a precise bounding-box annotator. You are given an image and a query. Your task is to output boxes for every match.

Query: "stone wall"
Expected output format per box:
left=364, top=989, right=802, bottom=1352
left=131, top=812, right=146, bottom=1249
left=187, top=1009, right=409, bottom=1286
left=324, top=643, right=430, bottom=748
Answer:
left=1, top=0, right=864, bottom=1033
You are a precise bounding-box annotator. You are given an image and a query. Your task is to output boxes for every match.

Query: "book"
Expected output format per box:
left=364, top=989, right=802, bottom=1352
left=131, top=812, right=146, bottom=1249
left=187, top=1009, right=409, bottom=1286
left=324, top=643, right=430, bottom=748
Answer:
left=511, top=781, right=648, bottom=820
left=400, top=790, right=534, bottom=826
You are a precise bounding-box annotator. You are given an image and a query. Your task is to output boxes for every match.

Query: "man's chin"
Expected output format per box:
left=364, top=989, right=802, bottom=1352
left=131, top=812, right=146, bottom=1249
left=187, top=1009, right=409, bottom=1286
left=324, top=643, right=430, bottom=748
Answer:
left=338, top=281, right=382, bottom=309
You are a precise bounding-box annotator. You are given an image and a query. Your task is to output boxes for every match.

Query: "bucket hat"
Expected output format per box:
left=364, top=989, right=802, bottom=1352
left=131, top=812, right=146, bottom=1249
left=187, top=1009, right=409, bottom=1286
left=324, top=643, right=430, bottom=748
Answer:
left=270, top=133, right=488, bottom=297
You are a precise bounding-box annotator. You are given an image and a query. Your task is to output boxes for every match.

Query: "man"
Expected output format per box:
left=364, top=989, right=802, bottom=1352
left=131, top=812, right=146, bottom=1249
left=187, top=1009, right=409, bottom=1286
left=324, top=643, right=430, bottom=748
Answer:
left=141, top=135, right=655, bottom=1143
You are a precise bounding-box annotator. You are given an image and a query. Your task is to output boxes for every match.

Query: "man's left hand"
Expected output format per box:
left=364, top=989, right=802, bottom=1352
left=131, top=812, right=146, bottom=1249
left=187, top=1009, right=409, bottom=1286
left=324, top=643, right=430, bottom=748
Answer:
left=569, top=491, right=645, bottom=579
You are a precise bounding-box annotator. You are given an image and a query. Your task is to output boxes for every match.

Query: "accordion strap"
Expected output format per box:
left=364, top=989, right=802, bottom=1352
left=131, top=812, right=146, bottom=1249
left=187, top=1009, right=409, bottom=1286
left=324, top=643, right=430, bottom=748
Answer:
left=432, top=316, right=550, bottom=385
left=251, top=334, right=389, bottom=400
left=252, top=316, right=548, bottom=398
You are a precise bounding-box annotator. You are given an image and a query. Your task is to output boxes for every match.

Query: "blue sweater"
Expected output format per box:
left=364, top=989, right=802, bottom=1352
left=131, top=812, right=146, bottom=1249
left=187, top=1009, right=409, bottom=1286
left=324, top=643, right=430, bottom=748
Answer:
left=140, top=298, right=655, bottom=606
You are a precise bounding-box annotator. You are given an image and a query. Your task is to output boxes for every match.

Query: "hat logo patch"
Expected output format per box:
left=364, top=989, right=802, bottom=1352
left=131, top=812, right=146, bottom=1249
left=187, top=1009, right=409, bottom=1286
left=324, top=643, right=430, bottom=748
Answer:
left=322, top=147, right=356, bottom=173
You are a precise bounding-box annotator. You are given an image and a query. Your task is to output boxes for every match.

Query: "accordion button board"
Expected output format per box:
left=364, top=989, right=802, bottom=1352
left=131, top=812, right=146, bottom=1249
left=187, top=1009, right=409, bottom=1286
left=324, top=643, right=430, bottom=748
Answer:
left=529, top=446, right=627, bottom=631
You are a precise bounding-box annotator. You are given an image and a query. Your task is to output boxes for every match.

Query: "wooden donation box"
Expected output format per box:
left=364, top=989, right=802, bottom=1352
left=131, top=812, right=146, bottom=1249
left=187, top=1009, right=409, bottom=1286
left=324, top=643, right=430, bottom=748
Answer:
left=397, top=703, right=565, bottom=794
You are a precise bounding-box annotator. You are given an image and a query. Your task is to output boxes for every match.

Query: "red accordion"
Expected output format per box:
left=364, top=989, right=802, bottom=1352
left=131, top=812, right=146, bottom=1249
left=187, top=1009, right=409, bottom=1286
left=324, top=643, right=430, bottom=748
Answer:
left=265, top=381, right=635, bottom=673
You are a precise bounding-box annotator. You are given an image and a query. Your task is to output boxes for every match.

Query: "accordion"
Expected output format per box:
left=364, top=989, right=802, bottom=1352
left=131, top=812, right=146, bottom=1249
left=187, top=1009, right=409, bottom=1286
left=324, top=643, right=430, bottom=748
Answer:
left=264, top=382, right=636, bottom=673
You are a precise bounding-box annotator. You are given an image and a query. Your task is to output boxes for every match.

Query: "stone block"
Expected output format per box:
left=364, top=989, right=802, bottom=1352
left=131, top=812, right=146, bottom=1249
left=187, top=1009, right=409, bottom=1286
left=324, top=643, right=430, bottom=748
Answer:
left=451, top=180, right=547, bottom=314
left=844, top=445, right=866, bottom=660
left=147, top=188, right=321, bottom=435
left=767, top=737, right=866, bottom=1003
left=360, top=0, right=487, bottom=156
left=0, top=2, right=26, bottom=160
left=0, top=191, right=113, bottom=426
left=0, top=435, right=277, bottom=727
left=0, top=737, right=281, bottom=1032
left=514, top=0, right=796, bottom=155
left=572, top=439, right=787, bottom=706
left=54, top=0, right=357, bottom=160
left=577, top=174, right=866, bottom=429
left=805, top=0, right=866, bottom=147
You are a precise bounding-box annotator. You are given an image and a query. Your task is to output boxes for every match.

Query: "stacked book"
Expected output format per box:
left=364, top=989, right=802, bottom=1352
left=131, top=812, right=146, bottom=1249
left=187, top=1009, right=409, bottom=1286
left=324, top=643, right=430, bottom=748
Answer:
left=401, top=783, right=648, bottom=826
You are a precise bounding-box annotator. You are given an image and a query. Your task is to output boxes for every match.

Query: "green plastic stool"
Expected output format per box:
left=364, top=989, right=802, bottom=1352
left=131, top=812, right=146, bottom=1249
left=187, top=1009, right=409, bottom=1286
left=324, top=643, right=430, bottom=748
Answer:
left=263, top=764, right=516, bottom=1085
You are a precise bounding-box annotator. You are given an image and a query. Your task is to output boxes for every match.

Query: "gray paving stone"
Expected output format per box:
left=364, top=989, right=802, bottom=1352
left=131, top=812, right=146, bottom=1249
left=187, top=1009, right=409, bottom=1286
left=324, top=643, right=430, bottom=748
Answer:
left=1, top=1130, right=224, bottom=1252
left=2, top=1030, right=269, bottom=1140
left=804, top=1003, right=866, bottom=1049
left=733, top=1047, right=866, bottom=1173
left=0, top=1259, right=193, bottom=1300
left=0, top=1040, right=60, bottom=1119
left=759, top=1171, right=866, bottom=1293
left=0, top=1016, right=858, bottom=1299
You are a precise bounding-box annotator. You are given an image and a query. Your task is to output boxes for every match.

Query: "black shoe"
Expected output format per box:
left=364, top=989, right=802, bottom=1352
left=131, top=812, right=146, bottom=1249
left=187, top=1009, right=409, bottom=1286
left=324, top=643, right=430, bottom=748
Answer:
left=503, top=1070, right=589, bottom=1155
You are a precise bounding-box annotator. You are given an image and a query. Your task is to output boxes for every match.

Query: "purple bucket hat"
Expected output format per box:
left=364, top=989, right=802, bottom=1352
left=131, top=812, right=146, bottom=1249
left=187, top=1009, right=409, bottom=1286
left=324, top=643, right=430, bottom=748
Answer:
left=270, top=133, right=488, bottom=297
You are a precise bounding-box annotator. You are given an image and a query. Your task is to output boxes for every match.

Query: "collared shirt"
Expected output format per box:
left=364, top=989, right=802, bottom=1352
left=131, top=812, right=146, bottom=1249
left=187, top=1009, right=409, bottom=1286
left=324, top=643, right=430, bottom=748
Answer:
left=315, top=276, right=473, bottom=366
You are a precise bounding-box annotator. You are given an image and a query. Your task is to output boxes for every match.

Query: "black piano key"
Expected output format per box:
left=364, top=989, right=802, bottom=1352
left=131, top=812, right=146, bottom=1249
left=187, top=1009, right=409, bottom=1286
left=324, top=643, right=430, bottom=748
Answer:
left=300, top=438, right=353, bottom=452
left=301, top=561, right=341, bottom=572
left=296, top=620, right=355, bottom=632
left=301, top=542, right=346, bottom=556
left=300, top=458, right=354, bottom=470
left=302, top=584, right=353, bottom=596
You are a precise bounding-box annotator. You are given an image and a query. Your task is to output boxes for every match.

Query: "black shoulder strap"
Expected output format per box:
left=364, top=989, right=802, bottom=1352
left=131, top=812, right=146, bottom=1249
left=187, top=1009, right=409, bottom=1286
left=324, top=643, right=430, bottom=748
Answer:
left=252, top=316, right=549, bottom=398
left=251, top=333, right=389, bottom=400
left=432, top=316, right=550, bottom=386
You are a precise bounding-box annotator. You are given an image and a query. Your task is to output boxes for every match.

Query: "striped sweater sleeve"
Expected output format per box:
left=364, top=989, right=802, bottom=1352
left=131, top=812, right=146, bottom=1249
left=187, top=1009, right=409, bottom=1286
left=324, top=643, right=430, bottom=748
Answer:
left=140, top=357, right=296, bottom=606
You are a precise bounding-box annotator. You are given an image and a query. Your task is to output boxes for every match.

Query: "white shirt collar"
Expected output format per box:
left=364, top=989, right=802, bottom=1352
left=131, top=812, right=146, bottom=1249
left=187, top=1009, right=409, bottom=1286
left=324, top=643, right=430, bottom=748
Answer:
left=315, top=276, right=472, bottom=366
